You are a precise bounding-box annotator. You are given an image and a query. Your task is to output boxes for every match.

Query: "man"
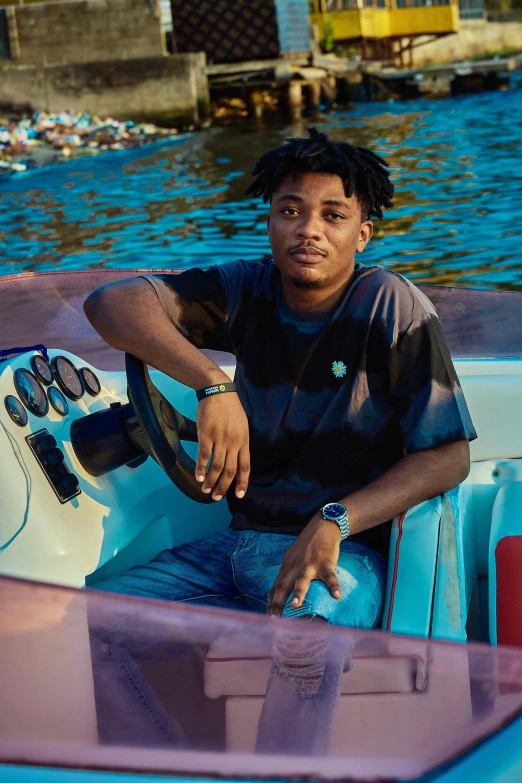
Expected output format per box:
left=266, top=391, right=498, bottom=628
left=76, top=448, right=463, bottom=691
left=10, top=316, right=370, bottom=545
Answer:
left=85, top=128, right=475, bottom=751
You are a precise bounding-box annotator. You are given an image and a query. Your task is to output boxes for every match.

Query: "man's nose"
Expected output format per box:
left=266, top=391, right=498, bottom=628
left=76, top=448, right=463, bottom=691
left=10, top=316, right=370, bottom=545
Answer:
left=296, top=213, right=322, bottom=240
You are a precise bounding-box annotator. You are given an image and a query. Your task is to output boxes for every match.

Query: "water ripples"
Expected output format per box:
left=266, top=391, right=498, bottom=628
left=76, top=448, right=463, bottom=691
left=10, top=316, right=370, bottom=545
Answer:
left=0, top=73, right=521, bottom=289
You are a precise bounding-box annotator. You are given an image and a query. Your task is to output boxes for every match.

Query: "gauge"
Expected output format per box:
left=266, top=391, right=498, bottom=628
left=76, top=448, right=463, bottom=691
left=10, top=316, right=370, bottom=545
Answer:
left=80, top=367, right=101, bottom=396
left=4, top=395, right=28, bottom=427
left=48, top=386, right=69, bottom=417
left=14, top=369, right=49, bottom=417
left=51, top=356, right=84, bottom=401
left=31, top=354, right=53, bottom=386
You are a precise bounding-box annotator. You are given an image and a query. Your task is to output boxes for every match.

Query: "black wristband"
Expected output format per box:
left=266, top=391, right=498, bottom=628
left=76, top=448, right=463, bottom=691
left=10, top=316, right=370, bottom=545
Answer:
left=196, top=382, right=237, bottom=402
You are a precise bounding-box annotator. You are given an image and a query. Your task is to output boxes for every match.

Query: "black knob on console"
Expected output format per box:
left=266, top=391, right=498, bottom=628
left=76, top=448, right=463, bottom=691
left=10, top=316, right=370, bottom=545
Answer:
left=39, top=434, right=57, bottom=451
left=60, top=474, right=80, bottom=496
left=45, top=447, right=65, bottom=465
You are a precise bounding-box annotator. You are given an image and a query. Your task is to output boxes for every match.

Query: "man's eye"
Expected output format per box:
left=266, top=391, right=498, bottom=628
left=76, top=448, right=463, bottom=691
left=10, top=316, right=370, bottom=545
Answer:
left=282, top=207, right=299, bottom=215
left=328, top=213, right=344, bottom=221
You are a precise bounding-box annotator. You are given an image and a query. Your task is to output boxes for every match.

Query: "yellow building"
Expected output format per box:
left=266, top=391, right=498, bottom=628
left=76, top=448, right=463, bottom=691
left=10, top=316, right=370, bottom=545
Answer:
left=310, top=0, right=460, bottom=66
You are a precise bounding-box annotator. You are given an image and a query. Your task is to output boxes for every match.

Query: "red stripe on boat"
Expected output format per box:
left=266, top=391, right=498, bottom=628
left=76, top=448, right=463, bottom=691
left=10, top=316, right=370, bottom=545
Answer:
left=386, top=510, right=407, bottom=633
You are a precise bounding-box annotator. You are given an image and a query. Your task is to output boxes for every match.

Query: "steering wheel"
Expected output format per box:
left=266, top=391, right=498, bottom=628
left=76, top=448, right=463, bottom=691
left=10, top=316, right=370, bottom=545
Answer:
left=125, top=353, right=213, bottom=503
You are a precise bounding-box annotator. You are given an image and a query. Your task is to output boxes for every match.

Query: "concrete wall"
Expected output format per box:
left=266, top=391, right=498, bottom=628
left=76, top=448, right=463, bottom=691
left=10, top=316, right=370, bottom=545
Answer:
left=0, top=53, right=210, bottom=126
left=409, top=20, right=522, bottom=66
left=9, top=0, right=165, bottom=67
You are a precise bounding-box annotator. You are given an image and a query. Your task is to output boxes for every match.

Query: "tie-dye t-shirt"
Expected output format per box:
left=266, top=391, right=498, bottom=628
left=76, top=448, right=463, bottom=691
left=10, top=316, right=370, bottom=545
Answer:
left=143, top=259, right=476, bottom=555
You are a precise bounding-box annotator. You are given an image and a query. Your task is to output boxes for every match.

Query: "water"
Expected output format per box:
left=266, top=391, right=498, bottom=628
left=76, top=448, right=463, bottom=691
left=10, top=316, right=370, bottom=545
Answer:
left=1, top=74, right=521, bottom=289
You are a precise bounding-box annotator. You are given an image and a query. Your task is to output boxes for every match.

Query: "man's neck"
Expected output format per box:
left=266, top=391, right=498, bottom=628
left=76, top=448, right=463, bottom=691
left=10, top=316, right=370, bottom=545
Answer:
left=281, top=271, right=356, bottom=313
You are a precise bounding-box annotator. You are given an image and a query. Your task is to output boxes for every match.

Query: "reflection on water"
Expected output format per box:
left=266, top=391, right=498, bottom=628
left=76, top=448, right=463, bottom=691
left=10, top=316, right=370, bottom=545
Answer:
left=1, top=74, right=521, bottom=289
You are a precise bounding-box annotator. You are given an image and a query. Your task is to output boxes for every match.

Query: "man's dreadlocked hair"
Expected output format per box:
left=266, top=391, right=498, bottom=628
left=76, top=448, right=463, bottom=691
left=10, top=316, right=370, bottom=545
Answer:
left=246, top=127, right=394, bottom=221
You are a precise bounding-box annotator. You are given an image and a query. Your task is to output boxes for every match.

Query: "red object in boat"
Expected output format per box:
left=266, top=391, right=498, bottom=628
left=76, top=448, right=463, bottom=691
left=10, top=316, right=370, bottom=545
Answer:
left=496, top=537, right=522, bottom=647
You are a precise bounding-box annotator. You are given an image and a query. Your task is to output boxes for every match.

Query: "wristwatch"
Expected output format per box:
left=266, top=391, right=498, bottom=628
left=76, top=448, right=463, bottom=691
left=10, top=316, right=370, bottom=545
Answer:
left=322, top=502, right=350, bottom=540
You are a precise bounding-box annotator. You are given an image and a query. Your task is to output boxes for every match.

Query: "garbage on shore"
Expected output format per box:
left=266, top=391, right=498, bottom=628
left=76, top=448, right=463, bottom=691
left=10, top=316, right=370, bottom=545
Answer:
left=0, top=110, right=183, bottom=176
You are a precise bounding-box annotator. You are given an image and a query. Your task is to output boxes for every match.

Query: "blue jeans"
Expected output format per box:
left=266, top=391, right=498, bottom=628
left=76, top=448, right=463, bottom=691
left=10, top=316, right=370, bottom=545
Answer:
left=89, top=530, right=386, bottom=754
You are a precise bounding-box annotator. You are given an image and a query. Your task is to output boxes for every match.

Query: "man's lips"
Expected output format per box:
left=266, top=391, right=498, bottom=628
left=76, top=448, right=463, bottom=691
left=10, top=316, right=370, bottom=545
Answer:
left=289, top=247, right=326, bottom=262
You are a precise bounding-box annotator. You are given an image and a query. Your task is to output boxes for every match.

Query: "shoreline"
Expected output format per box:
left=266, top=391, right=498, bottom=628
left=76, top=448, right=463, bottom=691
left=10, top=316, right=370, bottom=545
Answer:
left=0, top=110, right=192, bottom=179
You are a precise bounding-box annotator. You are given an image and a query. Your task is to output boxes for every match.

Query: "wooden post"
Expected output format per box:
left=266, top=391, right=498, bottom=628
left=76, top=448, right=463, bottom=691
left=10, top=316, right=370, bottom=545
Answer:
left=362, top=73, right=374, bottom=102
left=248, top=89, right=265, bottom=119
left=408, top=37, right=414, bottom=69
left=6, top=7, right=20, bottom=59
left=286, top=80, right=303, bottom=118
left=306, top=80, right=322, bottom=110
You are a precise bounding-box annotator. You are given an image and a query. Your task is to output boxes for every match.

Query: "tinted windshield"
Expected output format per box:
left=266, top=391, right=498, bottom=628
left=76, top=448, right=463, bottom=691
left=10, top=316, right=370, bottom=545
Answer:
left=2, top=576, right=522, bottom=781
left=1, top=272, right=521, bottom=366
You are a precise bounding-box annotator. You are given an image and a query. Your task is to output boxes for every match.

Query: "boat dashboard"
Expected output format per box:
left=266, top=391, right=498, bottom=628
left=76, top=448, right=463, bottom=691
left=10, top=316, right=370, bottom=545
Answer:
left=0, top=348, right=233, bottom=589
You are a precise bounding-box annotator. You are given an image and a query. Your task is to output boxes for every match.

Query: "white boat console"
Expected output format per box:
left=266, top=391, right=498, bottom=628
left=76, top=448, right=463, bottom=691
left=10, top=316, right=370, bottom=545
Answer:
left=0, top=348, right=234, bottom=588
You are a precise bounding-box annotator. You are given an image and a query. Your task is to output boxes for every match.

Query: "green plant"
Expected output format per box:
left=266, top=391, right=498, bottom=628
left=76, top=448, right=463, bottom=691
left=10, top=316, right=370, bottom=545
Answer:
left=320, top=16, right=335, bottom=52
left=335, top=44, right=358, bottom=58
left=470, top=46, right=522, bottom=60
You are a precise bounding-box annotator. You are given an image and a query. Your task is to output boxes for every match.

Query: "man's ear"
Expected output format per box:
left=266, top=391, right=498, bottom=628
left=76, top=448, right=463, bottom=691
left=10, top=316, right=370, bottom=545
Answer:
left=356, top=220, right=373, bottom=253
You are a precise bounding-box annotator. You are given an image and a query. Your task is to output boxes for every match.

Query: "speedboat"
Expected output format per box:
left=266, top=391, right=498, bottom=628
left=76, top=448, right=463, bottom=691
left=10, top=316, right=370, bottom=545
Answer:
left=1, top=268, right=522, bottom=783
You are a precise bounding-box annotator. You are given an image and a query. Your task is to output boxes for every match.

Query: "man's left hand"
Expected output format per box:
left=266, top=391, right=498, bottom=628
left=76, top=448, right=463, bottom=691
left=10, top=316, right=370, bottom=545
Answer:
left=267, top=515, right=342, bottom=616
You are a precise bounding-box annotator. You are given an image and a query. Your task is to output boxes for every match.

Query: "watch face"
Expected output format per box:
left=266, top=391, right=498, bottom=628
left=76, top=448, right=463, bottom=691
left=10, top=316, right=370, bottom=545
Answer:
left=324, top=503, right=346, bottom=520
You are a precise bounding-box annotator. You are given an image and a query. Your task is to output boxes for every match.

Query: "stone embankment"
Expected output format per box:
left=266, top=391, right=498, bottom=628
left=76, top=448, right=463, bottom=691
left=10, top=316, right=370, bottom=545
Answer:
left=0, top=53, right=210, bottom=133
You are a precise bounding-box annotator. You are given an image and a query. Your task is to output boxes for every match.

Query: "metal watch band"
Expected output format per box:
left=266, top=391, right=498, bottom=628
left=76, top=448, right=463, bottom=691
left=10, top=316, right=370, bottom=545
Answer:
left=336, top=514, right=350, bottom=540
left=196, top=382, right=237, bottom=402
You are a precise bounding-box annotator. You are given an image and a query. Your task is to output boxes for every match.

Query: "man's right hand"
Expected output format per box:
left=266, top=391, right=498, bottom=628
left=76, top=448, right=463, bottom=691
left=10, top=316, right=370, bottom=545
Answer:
left=84, top=278, right=250, bottom=499
left=195, top=393, right=250, bottom=501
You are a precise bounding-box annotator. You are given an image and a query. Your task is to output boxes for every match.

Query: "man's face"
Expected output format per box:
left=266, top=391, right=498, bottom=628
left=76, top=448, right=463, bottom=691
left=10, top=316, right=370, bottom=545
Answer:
left=267, top=171, right=373, bottom=295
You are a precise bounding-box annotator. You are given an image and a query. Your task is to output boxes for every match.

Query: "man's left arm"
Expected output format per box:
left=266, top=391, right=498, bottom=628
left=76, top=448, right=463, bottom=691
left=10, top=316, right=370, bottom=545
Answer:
left=268, top=438, right=470, bottom=616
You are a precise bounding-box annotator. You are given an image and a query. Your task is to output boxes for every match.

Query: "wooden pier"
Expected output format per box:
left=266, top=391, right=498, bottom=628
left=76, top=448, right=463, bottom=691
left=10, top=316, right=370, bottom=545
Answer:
left=359, top=54, right=522, bottom=100
left=207, top=57, right=339, bottom=119
left=206, top=52, right=521, bottom=118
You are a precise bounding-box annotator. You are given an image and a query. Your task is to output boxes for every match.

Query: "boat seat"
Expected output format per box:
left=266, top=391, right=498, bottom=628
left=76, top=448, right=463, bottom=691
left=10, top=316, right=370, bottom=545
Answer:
left=383, top=482, right=476, bottom=643
left=489, top=479, right=522, bottom=646
left=385, top=458, right=522, bottom=645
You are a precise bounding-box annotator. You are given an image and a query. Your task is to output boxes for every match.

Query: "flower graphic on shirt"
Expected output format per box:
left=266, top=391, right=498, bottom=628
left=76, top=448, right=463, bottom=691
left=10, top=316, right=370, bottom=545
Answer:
left=332, top=360, right=347, bottom=378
